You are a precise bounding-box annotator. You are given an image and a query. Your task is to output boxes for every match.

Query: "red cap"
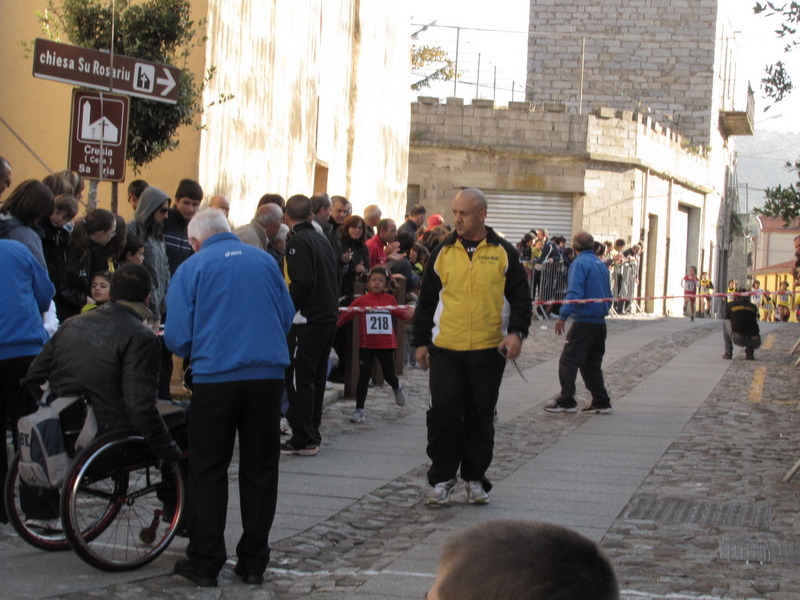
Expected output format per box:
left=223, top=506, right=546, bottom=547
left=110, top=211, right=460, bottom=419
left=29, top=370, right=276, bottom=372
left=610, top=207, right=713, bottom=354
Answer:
left=427, top=214, right=444, bottom=228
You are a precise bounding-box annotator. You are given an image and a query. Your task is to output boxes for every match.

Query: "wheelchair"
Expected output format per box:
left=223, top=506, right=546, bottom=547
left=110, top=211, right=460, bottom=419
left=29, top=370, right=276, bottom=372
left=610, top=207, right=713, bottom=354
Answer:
left=4, top=428, right=185, bottom=571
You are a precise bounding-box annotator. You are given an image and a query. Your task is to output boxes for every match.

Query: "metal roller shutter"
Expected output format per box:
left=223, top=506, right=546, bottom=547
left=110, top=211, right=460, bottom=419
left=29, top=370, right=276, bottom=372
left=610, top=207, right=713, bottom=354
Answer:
left=483, top=190, right=573, bottom=244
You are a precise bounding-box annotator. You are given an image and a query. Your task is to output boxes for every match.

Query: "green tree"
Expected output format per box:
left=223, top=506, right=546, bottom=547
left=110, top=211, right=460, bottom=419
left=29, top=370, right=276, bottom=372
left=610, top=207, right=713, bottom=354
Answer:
left=754, top=159, right=800, bottom=223
left=26, top=0, right=227, bottom=172
left=754, top=1, right=800, bottom=106
left=411, top=22, right=457, bottom=91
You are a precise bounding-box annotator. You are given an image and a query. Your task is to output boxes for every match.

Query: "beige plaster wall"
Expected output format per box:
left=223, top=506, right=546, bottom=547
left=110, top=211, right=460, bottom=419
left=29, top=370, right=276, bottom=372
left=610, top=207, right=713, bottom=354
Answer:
left=199, top=0, right=410, bottom=227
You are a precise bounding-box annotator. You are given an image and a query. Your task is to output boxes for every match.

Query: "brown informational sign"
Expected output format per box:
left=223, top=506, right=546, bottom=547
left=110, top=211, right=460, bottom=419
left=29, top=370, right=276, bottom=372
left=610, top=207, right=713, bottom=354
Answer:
left=68, top=89, right=130, bottom=182
left=33, top=38, right=179, bottom=104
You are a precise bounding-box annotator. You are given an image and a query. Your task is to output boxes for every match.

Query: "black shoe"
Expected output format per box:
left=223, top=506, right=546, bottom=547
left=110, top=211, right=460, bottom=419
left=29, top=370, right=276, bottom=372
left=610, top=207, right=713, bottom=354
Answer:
left=722, top=352, right=732, bottom=360
left=279, top=441, right=319, bottom=456
left=745, top=347, right=755, bottom=360
left=543, top=402, right=577, bottom=413
left=233, top=562, right=264, bottom=585
left=174, top=559, right=218, bottom=588
left=581, top=404, right=613, bottom=414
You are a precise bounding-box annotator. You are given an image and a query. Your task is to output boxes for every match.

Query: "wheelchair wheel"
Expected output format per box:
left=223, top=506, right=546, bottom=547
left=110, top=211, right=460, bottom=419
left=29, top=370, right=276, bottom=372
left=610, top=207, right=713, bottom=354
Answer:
left=60, top=431, right=184, bottom=571
left=3, top=452, right=69, bottom=551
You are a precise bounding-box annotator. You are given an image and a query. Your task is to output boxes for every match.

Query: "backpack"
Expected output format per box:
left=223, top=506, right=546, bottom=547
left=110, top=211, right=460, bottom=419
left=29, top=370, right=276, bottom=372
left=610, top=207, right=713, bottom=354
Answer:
left=17, top=388, right=97, bottom=489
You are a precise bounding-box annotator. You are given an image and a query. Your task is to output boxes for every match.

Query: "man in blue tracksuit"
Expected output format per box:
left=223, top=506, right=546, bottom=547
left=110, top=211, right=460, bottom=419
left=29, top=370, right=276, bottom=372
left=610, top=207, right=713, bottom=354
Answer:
left=544, top=231, right=614, bottom=414
left=165, top=208, right=295, bottom=588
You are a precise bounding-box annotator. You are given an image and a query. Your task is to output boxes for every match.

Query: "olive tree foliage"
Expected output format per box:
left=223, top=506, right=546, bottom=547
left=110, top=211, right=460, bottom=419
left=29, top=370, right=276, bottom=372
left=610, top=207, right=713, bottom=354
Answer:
left=754, top=158, right=800, bottom=223
left=411, top=22, right=457, bottom=91
left=23, top=0, right=232, bottom=172
left=754, top=1, right=800, bottom=105
left=752, top=3, right=800, bottom=222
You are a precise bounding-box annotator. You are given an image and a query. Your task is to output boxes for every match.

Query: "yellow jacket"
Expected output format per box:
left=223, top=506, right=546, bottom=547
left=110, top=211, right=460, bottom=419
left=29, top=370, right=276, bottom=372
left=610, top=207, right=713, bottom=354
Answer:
left=412, top=228, right=532, bottom=351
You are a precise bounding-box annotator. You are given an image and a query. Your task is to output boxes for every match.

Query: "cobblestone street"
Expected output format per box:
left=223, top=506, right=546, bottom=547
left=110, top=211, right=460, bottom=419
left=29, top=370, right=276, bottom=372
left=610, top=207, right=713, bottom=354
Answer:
left=2, top=316, right=799, bottom=600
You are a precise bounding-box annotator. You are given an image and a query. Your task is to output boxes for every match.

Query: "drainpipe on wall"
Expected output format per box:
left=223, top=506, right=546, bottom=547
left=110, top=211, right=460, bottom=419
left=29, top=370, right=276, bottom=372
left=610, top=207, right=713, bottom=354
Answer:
left=639, top=169, right=649, bottom=301
left=663, top=178, right=674, bottom=316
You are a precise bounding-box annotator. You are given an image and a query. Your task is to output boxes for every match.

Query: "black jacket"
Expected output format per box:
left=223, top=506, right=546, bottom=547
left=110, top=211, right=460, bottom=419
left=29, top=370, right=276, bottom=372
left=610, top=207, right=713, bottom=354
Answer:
left=39, top=218, right=70, bottom=284
left=26, top=301, right=181, bottom=463
left=54, top=244, right=92, bottom=321
left=285, top=220, right=339, bottom=325
left=725, top=298, right=760, bottom=337
left=163, top=207, right=193, bottom=276
left=340, top=235, right=370, bottom=296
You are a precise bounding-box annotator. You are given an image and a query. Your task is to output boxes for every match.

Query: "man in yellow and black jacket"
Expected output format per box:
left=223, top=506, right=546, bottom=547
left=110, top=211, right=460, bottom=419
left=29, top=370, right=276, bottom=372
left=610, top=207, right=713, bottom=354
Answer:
left=412, top=188, right=531, bottom=506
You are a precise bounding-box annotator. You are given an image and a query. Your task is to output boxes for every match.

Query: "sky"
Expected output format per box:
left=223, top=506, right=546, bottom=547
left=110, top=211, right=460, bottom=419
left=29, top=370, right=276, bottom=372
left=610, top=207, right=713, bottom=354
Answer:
left=409, top=0, right=800, bottom=134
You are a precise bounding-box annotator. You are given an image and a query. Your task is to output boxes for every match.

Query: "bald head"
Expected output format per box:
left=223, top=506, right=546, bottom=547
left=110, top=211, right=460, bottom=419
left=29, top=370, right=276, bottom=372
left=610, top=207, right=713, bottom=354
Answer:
left=208, top=195, right=230, bottom=217
left=572, top=231, right=594, bottom=252
left=457, top=187, right=488, bottom=210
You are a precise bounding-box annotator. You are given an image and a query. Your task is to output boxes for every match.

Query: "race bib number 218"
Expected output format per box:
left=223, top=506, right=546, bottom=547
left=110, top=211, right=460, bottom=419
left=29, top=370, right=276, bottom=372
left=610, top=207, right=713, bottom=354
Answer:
left=366, top=312, right=393, bottom=335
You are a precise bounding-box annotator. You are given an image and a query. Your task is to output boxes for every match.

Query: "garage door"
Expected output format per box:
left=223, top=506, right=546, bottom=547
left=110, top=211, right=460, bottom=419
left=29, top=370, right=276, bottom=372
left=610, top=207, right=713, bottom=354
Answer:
left=483, top=190, right=574, bottom=244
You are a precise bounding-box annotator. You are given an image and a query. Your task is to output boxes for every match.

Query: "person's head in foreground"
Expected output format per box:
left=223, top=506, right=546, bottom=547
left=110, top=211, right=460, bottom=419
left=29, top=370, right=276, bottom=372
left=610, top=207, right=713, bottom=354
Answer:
left=427, top=520, right=619, bottom=600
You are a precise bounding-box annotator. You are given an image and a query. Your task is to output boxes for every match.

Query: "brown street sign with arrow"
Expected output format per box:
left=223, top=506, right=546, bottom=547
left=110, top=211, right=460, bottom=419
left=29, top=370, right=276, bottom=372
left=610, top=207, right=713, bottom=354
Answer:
left=33, top=38, right=179, bottom=104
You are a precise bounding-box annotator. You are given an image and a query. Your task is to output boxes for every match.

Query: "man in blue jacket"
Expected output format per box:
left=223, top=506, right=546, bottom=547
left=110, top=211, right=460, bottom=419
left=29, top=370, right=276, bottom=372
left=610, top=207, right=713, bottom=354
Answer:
left=0, top=239, right=54, bottom=523
left=544, top=231, right=614, bottom=415
left=165, top=208, right=295, bottom=588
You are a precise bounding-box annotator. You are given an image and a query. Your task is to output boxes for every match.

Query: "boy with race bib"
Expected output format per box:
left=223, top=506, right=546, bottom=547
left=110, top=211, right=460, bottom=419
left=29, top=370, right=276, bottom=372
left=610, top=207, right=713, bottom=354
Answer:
left=337, top=266, right=415, bottom=423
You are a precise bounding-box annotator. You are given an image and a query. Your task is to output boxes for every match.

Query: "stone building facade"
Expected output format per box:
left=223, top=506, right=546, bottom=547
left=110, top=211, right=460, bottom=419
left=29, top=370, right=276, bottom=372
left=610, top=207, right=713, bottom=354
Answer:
left=408, top=0, right=750, bottom=316
left=408, top=97, right=722, bottom=317
left=525, top=0, right=743, bottom=148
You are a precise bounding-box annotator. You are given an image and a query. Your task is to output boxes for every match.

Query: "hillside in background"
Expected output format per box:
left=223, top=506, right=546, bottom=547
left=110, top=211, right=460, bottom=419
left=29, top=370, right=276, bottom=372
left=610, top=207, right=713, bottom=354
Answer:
left=735, top=130, right=800, bottom=211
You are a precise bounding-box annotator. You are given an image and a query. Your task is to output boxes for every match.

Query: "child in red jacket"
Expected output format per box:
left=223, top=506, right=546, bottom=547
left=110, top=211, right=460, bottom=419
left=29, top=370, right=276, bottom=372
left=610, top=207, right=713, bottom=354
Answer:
left=337, top=266, right=415, bottom=423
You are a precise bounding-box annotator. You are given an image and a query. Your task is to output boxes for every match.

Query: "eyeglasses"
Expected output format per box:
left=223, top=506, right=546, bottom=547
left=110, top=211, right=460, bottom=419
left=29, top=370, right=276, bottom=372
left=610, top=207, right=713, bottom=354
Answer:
left=158, top=207, right=169, bottom=214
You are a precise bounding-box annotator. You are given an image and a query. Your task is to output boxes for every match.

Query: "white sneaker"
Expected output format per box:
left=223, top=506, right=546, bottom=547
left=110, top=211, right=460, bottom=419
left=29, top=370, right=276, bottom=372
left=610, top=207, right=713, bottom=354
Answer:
left=280, top=417, right=292, bottom=435
left=427, top=478, right=458, bottom=505
left=325, top=380, right=333, bottom=390
left=350, top=409, right=365, bottom=423
left=465, top=480, right=490, bottom=504
left=393, top=385, right=406, bottom=406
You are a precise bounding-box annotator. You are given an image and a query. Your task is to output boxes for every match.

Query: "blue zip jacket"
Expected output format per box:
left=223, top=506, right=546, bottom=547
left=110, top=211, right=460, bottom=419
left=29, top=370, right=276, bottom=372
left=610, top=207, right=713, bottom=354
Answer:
left=0, top=239, right=54, bottom=360
left=558, top=249, right=612, bottom=323
left=164, top=232, right=295, bottom=383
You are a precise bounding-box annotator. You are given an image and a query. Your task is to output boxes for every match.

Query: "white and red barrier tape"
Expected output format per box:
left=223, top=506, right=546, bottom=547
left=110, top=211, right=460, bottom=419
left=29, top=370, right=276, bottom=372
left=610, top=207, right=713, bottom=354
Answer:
left=337, top=290, right=783, bottom=311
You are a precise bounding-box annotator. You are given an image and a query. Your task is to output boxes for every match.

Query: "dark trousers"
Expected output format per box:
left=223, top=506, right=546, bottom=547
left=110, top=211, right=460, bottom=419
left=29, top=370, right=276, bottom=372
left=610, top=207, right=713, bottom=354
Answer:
left=186, top=379, right=282, bottom=577
left=0, top=355, right=38, bottom=522
left=356, top=348, right=398, bottom=409
left=557, top=321, right=611, bottom=408
left=158, top=336, right=173, bottom=400
left=426, top=346, right=506, bottom=490
left=285, top=322, right=336, bottom=449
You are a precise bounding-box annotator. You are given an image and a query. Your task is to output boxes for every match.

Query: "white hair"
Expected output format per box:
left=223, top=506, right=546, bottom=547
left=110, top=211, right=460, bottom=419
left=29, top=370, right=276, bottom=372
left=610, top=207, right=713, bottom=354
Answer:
left=275, top=223, right=290, bottom=241
left=188, top=208, right=231, bottom=242
left=255, top=203, right=283, bottom=227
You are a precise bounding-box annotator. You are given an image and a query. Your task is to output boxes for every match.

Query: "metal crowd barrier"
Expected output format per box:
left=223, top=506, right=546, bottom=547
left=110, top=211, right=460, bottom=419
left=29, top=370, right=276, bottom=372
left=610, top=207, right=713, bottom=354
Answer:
left=609, top=261, right=642, bottom=315
left=525, top=258, right=642, bottom=320
left=531, top=260, right=570, bottom=321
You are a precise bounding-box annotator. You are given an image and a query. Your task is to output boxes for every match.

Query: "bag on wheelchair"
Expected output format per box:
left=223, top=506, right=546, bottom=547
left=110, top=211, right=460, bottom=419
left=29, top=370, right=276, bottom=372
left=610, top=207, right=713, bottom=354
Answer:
left=17, top=390, right=97, bottom=489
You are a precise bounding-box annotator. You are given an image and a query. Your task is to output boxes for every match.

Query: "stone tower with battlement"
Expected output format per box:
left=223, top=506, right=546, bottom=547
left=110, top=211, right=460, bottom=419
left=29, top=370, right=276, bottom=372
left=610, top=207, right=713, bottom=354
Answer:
left=526, top=0, right=747, bottom=146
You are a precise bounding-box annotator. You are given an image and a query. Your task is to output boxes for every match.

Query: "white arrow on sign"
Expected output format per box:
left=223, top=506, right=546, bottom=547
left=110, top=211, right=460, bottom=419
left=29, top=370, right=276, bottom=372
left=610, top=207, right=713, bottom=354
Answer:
left=156, top=68, right=176, bottom=97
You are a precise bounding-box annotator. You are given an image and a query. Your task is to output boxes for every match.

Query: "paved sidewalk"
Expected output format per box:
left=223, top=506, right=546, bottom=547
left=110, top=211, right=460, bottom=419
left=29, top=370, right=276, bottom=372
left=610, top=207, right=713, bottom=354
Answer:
left=2, top=316, right=799, bottom=600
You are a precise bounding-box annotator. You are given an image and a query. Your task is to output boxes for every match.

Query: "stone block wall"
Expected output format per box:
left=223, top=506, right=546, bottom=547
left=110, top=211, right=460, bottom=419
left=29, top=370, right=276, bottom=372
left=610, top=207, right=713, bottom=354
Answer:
left=526, top=0, right=720, bottom=144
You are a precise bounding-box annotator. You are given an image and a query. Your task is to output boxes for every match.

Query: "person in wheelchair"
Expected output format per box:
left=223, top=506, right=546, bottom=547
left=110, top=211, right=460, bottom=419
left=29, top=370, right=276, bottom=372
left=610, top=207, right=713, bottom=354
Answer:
left=25, top=263, right=183, bottom=486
